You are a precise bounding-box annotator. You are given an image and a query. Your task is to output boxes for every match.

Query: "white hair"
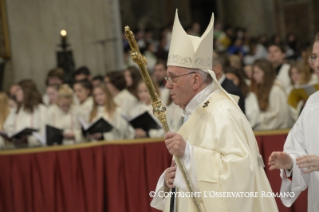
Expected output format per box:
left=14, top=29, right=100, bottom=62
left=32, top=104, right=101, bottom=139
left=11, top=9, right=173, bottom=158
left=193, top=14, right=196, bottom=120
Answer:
left=185, top=68, right=212, bottom=84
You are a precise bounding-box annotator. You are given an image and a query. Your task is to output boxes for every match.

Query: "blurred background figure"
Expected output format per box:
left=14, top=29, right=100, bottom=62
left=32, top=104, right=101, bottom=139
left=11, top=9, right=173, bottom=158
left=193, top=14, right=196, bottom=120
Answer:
left=46, top=84, right=83, bottom=145
left=74, top=66, right=92, bottom=82
left=105, top=71, right=137, bottom=117
left=251, top=59, right=291, bottom=130
left=89, top=83, right=135, bottom=141
left=3, top=80, right=46, bottom=147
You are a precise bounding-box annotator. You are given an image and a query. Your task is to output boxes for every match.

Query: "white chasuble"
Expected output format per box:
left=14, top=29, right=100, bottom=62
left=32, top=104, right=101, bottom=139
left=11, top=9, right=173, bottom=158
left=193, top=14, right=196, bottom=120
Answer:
left=151, top=91, right=278, bottom=212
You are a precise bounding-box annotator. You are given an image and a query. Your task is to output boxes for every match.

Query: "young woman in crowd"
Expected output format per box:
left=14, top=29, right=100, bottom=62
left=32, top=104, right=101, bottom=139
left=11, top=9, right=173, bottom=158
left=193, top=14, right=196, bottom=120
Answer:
left=0, top=92, right=11, bottom=148
left=124, top=66, right=141, bottom=99
left=44, top=84, right=60, bottom=106
left=288, top=62, right=319, bottom=122
left=73, top=79, right=93, bottom=120
left=104, top=71, right=137, bottom=117
left=46, top=84, right=82, bottom=145
left=4, top=79, right=46, bottom=146
left=89, top=83, right=135, bottom=141
left=92, top=75, right=104, bottom=87
left=224, top=67, right=260, bottom=129
left=129, top=80, right=164, bottom=138
left=251, top=59, right=291, bottom=130
left=42, top=68, right=64, bottom=105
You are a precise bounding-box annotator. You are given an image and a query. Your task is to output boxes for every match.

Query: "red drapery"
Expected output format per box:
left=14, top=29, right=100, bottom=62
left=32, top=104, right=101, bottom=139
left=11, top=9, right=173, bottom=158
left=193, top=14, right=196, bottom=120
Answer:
left=0, top=132, right=307, bottom=212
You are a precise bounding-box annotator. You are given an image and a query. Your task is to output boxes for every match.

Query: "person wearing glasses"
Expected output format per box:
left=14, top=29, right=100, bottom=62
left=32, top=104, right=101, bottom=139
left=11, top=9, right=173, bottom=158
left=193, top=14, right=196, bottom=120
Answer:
left=150, top=11, right=278, bottom=212
left=269, top=32, right=319, bottom=212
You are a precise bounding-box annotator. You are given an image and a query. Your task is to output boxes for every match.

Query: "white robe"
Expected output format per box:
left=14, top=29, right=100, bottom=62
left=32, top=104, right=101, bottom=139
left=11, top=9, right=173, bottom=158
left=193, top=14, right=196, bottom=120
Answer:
left=90, top=106, right=135, bottom=140
left=245, top=92, right=260, bottom=129
left=160, top=88, right=170, bottom=106
left=46, top=104, right=83, bottom=145
left=255, top=81, right=292, bottom=130
left=3, top=104, right=47, bottom=146
left=276, top=63, right=292, bottom=95
left=151, top=84, right=278, bottom=212
left=128, top=102, right=165, bottom=138
left=113, top=89, right=138, bottom=117
left=280, top=91, right=319, bottom=212
left=76, top=96, right=94, bottom=121
left=166, top=102, right=183, bottom=130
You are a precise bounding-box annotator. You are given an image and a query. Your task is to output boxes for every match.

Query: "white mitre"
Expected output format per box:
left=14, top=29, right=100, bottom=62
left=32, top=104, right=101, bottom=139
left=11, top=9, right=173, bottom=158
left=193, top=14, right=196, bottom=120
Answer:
left=167, top=10, right=240, bottom=106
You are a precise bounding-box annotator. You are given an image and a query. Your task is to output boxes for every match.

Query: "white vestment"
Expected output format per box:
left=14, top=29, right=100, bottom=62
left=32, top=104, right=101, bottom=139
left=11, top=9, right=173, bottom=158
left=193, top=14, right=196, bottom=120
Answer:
left=280, top=91, right=319, bottom=212
left=255, top=80, right=292, bottom=130
left=76, top=96, right=94, bottom=121
left=128, top=102, right=165, bottom=138
left=3, top=104, right=47, bottom=146
left=46, top=105, right=83, bottom=145
left=245, top=92, right=260, bottom=129
left=276, top=63, right=292, bottom=95
left=90, top=106, right=135, bottom=140
left=151, top=84, right=278, bottom=212
left=113, top=89, right=138, bottom=117
left=166, top=102, right=183, bottom=130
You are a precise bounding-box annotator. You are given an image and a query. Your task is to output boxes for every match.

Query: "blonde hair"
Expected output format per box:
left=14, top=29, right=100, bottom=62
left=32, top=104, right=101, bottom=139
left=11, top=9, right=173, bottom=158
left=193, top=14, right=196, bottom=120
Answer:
left=90, top=83, right=117, bottom=122
left=0, top=92, right=10, bottom=130
left=58, top=84, right=73, bottom=100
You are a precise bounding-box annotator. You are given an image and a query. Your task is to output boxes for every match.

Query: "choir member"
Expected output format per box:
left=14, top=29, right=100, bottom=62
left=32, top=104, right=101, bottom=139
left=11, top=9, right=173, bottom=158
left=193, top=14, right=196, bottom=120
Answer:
left=46, top=84, right=83, bottom=145
left=88, top=83, right=135, bottom=141
left=124, top=66, right=141, bottom=99
left=92, top=75, right=104, bottom=87
left=267, top=43, right=291, bottom=94
left=74, top=66, right=92, bottom=82
left=44, top=84, right=60, bottom=106
left=104, top=71, right=137, bottom=117
left=73, top=79, right=93, bottom=120
left=129, top=80, right=164, bottom=138
left=224, top=67, right=260, bottom=129
left=4, top=79, right=46, bottom=146
left=42, top=68, right=64, bottom=105
left=251, top=59, right=291, bottom=130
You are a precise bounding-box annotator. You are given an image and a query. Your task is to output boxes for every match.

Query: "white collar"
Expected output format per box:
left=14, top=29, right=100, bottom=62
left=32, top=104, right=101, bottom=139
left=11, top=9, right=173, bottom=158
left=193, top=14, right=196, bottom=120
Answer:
left=182, top=83, right=215, bottom=118
left=218, top=74, right=226, bottom=84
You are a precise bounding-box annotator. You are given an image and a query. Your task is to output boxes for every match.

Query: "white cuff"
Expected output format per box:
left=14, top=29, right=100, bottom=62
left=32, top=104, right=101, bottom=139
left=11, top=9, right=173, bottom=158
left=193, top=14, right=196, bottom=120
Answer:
left=173, top=142, right=198, bottom=191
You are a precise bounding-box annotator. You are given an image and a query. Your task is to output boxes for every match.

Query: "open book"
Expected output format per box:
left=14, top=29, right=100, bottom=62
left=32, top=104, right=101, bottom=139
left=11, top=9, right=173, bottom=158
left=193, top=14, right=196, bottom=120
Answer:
left=78, top=117, right=113, bottom=135
left=33, top=125, right=64, bottom=146
left=288, top=84, right=319, bottom=109
left=124, top=111, right=161, bottom=132
left=0, top=128, right=38, bottom=141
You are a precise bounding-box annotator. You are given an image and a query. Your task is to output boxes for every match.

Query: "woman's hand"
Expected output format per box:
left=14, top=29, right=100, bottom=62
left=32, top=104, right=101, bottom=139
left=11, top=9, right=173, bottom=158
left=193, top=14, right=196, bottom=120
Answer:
left=90, top=133, right=103, bottom=140
left=135, top=129, right=146, bottom=138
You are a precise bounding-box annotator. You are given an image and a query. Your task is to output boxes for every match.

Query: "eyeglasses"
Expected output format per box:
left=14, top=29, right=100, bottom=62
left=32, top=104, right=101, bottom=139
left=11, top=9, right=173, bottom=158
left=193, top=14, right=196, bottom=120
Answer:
left=165, top=72, right=196, bottom=85
left=309, top=55, right=318, bottom=63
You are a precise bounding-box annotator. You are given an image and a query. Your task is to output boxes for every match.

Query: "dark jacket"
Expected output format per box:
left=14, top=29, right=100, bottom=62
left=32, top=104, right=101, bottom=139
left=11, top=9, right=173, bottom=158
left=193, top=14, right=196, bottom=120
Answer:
left=221, top=78, right=246, bottom=114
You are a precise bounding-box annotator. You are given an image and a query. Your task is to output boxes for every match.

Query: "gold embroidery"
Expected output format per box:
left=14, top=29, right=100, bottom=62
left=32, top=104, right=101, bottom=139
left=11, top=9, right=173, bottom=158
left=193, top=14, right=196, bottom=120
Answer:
left=203, top=100, right=210, bottom=108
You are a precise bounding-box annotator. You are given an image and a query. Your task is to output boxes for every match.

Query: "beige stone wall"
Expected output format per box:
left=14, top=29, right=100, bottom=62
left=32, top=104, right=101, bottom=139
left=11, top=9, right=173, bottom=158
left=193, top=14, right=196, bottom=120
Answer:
left=3, top=0, right=123, bottom=92
left=216, top=0, right=276, bottom=37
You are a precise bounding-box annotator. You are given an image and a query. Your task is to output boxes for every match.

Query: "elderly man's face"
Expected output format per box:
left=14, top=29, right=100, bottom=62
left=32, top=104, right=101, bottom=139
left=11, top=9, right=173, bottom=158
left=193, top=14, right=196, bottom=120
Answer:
left=165, top=66, right=195, bottom=109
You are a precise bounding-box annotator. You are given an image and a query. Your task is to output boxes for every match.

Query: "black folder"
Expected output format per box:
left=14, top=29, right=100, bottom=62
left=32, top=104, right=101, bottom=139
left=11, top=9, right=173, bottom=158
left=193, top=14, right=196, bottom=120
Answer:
left=79, top=117, right=113, bottom=135
left=0, top=128, right=38, bottom=141
left=128, top=111, right=161, bottom=132
left=46, top=125, right=64, bottom=146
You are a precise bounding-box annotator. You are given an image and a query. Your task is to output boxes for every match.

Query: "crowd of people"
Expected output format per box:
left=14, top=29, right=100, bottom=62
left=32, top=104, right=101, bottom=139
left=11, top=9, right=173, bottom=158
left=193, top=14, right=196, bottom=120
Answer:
left=0, top=22, right=317, bottom=149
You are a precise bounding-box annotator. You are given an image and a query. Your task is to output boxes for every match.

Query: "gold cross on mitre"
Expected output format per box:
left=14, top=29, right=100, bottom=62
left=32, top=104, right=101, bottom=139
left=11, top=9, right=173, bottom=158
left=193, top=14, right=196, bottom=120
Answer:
left=203, top=100, right=210, bottom=108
